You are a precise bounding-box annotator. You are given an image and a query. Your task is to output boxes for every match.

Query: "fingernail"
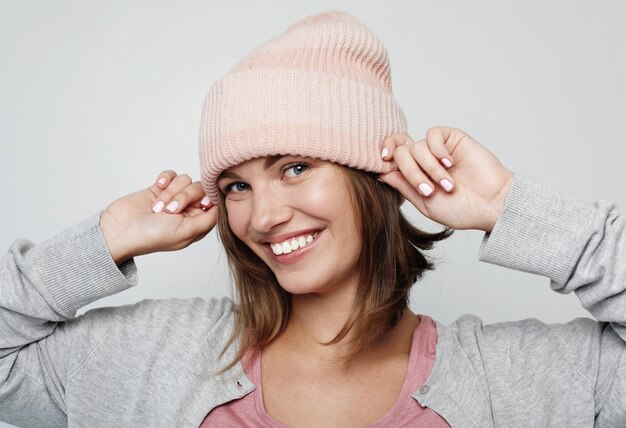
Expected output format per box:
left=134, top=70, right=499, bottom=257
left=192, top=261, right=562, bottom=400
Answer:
left=165, top=200, right=179, bottom=213
left=381, top=148, right=389, bottom=159
left=441, top=158, right=452, bottom=168
left=157, top=177, right=166, bottom=186
left=152, top=200, right=164, bottom=213
left=440, top=178, right=454, bottom=192
left=418, top=183, right=433, bottom=196
left=201, top=195, right=211, bottom=206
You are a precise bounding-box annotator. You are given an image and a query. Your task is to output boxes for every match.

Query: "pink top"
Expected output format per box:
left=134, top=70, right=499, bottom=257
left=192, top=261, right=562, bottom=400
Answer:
left=201, top=315, right=449, bottom=427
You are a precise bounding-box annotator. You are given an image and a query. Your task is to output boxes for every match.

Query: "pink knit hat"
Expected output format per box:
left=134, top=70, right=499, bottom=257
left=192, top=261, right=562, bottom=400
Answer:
left=199, top=11, right=406, bottom=203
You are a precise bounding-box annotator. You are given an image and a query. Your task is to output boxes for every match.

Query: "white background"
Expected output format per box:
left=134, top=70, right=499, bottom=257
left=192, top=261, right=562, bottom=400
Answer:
left=1, top=1, right=625, bottom=426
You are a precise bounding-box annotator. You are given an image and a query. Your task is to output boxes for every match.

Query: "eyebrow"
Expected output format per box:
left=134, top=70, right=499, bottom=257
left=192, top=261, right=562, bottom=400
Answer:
left=219, top=155, right=285, bottom=180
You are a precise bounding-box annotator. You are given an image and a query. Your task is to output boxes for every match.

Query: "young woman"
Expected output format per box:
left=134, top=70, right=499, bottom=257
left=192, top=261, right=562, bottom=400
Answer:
left=1, top=11, right=624, bottom=427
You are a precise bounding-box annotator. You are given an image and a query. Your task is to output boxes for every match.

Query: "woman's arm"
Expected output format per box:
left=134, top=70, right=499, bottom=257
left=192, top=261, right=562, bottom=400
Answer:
left=379, top=126, right=625, bottom=329
left=0, top=213, right=138, bottom=426
left=0, top=171, right=216, bottom=426
left=380, top=128, right=625, bottom=422
left=0, top=213, right=138, bottom=357
left=479, top=175, right=626, bottom=336
left=1, top=171, right=215, bottom=353
left=476, top=176, right=625, bottom=424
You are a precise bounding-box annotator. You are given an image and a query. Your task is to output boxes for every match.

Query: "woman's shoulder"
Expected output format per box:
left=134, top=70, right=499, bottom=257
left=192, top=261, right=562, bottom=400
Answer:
left=433, top=314, right=610, bottom=385
left=438, top=313, right=604, bottom=352
left=63, top=296, right=238, bottom=351
left=444, top=313, right=600, bottom=335
left=110, top=295, right=236, bottom=319
left=82, top=295, right=236, bottom=328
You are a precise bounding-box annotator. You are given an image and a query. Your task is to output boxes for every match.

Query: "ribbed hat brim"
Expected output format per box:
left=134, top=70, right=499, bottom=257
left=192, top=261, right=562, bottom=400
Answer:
left=200, top=69, right=405, bottom=202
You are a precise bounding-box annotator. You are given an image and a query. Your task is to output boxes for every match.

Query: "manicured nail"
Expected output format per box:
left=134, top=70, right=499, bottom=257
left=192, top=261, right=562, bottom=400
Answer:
left=381, top=148, right=389, bottom=159
left=418, top=183, right=433, bottom=196
left=440, top=178, right=454, bottom=192
left=165, top=200, right=179, bottom=213
left=157, top=177, right=166, bottom=186
left=201, top=195, right=211, bottom=206
left=152, top=200, right=164, bottom=213
left=441, top=158, right=452, bottom=168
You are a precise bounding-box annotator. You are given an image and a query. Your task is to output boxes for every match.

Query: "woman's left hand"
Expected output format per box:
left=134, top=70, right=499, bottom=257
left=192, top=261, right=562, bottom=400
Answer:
left=378, top=126, right=514, bottom=232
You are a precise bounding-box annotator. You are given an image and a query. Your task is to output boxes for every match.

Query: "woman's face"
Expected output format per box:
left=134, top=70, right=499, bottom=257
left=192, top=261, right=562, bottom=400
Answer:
left=218, top=155, right=362, bottom=296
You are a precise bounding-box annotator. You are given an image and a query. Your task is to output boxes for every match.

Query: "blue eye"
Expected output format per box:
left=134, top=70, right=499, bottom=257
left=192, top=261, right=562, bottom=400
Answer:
left=285, top=163, right=309, bottom=177
left=224, top=182, right=249, bottom=194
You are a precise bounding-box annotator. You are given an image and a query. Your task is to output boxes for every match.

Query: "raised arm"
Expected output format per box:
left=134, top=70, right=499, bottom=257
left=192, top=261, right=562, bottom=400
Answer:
left=0, top=171, right=216, bottom=426
left=379, top=126, right=625, bottom=330
left=379, top=127, right=626, bottom=424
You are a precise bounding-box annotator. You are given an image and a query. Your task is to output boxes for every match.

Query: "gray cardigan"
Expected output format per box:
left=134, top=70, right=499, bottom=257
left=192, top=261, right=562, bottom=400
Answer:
left=1, top=176, right=625, bottom=427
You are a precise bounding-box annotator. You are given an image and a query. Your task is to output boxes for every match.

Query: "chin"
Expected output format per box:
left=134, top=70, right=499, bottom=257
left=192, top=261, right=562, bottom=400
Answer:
left=277, top=282, right=321, bottom=295
left=279, top=278, right=354, bottom=298
left=275, top=275, right=329, bottom=295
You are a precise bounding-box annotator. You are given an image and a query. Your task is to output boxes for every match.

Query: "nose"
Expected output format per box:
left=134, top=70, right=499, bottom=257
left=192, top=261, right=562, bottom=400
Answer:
left=250, top=185, right=293, bottom=234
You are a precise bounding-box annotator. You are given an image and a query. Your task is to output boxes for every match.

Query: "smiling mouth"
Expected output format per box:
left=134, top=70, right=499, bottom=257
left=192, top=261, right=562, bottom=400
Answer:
left=268, top=231, right=320, bottom=255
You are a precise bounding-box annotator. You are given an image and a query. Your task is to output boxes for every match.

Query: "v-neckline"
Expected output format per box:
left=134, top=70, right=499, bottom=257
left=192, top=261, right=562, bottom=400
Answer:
left=248, top=315, right=433, bottom=427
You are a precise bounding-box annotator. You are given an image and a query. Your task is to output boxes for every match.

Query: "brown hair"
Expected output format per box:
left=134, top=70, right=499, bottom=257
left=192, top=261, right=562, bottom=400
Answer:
left=217, top=164, right=452, bottom=369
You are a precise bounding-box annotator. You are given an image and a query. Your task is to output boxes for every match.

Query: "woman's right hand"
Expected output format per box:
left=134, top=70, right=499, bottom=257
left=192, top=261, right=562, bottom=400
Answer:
left=99, top=171, right=218, bottom=265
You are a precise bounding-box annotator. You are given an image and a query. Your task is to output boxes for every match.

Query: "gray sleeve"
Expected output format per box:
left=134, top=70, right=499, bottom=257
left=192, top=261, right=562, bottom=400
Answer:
left=479, top=175, right=625, bottom=336
left=478, top=175, right=626, bottom=425
left=0, top=212, right=138, bottom=427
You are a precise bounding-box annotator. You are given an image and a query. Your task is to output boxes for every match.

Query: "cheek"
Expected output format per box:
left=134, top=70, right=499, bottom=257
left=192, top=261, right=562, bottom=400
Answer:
left=299, top=172, right=348, bottom=212
left=225, top=202, right=250, bottom=242
left=302, top=176, right=360, bottom=248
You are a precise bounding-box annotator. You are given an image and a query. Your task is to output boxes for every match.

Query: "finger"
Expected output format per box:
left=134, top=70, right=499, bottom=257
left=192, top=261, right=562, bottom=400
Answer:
left=162, top=182, right=209, bottom=214
left=200, top=194, right=212, bottom=209
left=425, top=127, right=455, bottom=168
left=380, top=132, right=415, bottom=161
left=152, top=170, right=178, bottom=190
left=409, top=140, right=455, bottom=193
left=184, top=204, right=214, bottom=217
left=393, top=144, right=436, bottom=197
left=152, top=174, right=193, bottom=213
left=181, top=205, right=219, bottom=243
left=378, top=171, right=426, bottom=214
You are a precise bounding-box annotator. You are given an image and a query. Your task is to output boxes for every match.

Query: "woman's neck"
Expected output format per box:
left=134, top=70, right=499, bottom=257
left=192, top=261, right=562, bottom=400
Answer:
left=289, top=288, right=356, bottom=345
left=276, top=289, right=419, bottom=365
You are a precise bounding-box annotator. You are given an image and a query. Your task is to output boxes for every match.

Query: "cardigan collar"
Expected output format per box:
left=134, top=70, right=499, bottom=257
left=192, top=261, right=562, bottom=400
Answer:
left=410, top=320, right=495, bottom=427
left=191, top=320, right=494, bottom=427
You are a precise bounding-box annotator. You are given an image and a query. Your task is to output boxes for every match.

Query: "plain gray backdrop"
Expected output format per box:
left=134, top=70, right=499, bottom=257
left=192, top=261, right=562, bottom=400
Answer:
left=1, top=1, right=625, bottom=426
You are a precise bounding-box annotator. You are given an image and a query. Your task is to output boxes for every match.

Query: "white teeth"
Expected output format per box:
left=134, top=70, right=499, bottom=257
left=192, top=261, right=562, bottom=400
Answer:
left=269, top=232, right=318, bottom=256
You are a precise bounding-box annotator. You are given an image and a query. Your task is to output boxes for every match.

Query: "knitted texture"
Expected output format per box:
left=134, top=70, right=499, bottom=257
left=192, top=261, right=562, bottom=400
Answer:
left=199, top=11, right=407, bottom=203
